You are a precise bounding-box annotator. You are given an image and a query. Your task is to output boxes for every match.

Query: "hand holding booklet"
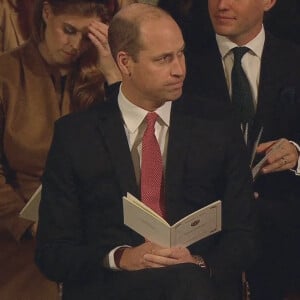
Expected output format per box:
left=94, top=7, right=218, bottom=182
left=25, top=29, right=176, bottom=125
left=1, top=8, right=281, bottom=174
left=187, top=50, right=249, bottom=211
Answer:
left=251, top=140, right=284, bottom=180
left=123, top=193, right=222, bottom=248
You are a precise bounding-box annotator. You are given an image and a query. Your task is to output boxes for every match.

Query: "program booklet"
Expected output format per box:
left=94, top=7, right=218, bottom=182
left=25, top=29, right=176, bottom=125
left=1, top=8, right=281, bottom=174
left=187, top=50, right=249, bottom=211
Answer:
left=19, top=185, right=42, bottom=222
left=123, top=193, right=222, bottom=248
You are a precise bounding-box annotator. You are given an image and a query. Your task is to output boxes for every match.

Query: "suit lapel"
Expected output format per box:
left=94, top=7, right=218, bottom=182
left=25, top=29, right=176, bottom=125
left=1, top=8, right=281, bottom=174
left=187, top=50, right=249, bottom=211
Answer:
left=96, top=100, right=139, bottom=198
left=256, top=34, right=279, bottom=125
left=254, top=33, right=288, bottom=143
left=164, top=100, right=192, bottom=221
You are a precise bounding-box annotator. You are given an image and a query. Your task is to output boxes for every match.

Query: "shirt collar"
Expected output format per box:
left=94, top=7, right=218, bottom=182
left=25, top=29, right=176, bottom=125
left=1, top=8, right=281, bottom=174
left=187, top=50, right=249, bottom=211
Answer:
left=216, top=26, right=265, bottom=59
left=118, top=85, right=172, bottom=134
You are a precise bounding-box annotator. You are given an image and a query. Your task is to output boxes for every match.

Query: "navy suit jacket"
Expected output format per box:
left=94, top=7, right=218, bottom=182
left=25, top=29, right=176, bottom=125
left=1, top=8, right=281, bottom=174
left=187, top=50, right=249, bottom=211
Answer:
left=36, top=95, right=257, bottom=298
left=185, top=32, right=300, bottom=270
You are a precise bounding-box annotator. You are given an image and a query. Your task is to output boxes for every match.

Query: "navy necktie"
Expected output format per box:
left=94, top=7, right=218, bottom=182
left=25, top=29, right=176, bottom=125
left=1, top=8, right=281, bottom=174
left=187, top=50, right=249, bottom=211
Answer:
left=231, top=47, right=255, bottom=125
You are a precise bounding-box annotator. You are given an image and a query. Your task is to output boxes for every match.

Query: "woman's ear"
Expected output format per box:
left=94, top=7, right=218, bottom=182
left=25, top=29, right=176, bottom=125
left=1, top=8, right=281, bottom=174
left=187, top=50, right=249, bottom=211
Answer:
left=42, top=2, right=53, bottom=24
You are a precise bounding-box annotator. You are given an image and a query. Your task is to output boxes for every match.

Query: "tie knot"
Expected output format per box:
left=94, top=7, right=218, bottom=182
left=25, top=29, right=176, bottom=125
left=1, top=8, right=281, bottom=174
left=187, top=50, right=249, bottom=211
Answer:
left=145, top=112, right=158, bottom=128
left=232, top=47, right=249, bottom=61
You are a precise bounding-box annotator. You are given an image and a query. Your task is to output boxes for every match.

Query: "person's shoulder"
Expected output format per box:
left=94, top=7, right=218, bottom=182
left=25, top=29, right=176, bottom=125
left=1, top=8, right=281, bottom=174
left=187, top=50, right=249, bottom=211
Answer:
left=0, top=41, right=30, bottom=74
left=185, top=38, right=218, bottom=63
left=263, top=32, right=300, bottom=77
left=176, top=93, right=234, bottom=121
left=265, top=31, right=300, bottom=57
left=55, top=100, right=116, bottom=131
left=0, top=51, right=19, bottom=81
left=173, top=94, right=240, bottom=139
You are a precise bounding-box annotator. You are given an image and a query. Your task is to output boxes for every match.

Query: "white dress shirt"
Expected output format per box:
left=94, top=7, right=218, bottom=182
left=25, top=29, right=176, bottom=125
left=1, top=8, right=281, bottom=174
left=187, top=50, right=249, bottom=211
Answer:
left=216, top=27, right=265, bottom=109
left=118, top=86, right=171, bottom=169
left=108, top=85, right=172, bottom=269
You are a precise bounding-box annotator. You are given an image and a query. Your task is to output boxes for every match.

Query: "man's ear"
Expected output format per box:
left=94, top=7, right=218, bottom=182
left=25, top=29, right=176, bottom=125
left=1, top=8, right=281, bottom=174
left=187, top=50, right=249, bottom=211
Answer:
left=42, top=2, right=53, bottom=24
left=117, top=51, right=133, bottom=76
left=263, top=0, right=277, bottom=12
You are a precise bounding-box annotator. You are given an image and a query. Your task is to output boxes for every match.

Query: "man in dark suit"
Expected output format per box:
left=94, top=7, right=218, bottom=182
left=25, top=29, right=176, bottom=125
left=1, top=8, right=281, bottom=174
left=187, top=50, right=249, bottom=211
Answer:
left=35, top=4, right=257, bottom=300
left=185, top=0, right=300, bottom=299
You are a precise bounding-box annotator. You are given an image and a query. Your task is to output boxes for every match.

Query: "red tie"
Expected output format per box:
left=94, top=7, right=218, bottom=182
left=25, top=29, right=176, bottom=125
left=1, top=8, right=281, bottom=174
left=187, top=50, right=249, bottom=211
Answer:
left=141, top=112, right=165, bottom=217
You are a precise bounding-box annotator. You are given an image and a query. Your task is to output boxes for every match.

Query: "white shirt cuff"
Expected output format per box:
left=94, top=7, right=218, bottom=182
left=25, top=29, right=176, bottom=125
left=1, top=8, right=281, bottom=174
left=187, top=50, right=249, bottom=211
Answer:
left=108, top=245, right=131, bottom=270
left=289, top=141, right=300, bottom=175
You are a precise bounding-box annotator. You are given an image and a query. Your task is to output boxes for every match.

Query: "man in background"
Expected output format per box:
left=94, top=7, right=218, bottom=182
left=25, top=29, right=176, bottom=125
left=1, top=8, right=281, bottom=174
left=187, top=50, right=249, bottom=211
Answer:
left=185, top=0, right=300, bottom=298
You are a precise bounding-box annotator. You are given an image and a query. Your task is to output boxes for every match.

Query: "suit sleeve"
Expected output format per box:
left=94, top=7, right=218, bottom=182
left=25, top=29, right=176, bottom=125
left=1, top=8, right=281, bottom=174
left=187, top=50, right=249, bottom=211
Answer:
left=202, top=121, right=259, bottom=282
left=35, top=120, right=107, bottom=283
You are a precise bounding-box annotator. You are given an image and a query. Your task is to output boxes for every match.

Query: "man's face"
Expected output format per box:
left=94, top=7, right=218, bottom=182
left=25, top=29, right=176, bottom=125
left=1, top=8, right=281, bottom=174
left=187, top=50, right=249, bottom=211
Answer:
left=123, top=17, right=186, bottom=110
left=208, top=0, right=275, bottom=45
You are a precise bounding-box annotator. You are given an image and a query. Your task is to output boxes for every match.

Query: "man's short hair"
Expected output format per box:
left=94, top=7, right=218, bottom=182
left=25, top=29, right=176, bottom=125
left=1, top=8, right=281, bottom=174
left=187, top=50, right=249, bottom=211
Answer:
left=108, top=4, right=170, bottom=62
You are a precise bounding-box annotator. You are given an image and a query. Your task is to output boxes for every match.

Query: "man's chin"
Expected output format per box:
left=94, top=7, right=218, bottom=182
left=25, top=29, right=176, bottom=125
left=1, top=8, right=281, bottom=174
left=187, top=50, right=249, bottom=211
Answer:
left=168, top=89, right=183, bottom=101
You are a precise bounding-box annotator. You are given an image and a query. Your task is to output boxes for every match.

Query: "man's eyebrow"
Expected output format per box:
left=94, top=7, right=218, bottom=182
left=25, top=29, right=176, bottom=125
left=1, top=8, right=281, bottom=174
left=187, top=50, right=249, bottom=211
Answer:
left=160, top=44, right=185, bottom=56
left=149, top=42, right=186, bottom=60
left=179, top=43, right=186, bottom=51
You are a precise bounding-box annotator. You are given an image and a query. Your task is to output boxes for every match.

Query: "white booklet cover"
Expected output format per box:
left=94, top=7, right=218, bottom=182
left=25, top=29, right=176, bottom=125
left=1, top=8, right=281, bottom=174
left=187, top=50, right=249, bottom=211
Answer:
left=123, top=193, right=222, bottom=248
left=19, top=185, right=42, bottom=222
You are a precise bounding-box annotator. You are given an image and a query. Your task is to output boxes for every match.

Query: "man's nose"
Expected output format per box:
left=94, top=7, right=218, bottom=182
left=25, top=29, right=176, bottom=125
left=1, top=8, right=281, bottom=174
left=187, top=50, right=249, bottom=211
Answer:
left=171, top=56, right=185, bottom=77
left=217, top=0, right=231, bottom=10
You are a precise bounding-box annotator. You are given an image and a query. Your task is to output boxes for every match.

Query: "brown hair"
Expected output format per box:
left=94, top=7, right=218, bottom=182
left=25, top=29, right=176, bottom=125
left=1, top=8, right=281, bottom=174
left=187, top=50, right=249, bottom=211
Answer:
left=32, top=0, right=117, bottom=111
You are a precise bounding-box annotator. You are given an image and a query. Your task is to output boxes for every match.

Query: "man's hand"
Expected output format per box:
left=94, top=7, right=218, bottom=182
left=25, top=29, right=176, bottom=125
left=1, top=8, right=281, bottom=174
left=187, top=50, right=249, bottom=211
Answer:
left=119, top=242, right=162, bottom=271
left=256, top=138, right=299, bottom=174
left=119, top=243, right=198, bottom=270
left=143, top=246, right=195, bottom=268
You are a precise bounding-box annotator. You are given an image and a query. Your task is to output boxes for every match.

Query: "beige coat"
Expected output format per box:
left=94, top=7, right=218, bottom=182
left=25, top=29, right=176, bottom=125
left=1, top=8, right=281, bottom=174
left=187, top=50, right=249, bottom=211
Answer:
left=0, top=0, right=26, bottom=53
left=0, top=40, right=74, bottom=299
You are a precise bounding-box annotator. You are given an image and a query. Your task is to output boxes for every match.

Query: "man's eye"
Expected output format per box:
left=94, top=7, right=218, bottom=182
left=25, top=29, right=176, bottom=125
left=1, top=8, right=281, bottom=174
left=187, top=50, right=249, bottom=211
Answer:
left=157, top=56, right=171, bottom=63
left=178, top=50, right=185, bottom=57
